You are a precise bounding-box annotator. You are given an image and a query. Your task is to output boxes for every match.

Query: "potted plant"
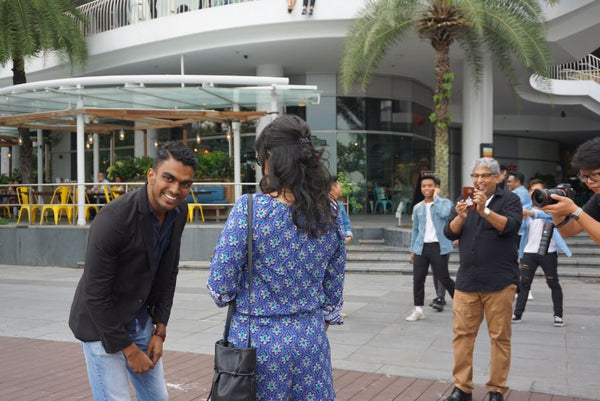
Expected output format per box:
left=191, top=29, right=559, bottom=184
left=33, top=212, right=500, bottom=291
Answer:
left=337, top=171, right=363, bottom=212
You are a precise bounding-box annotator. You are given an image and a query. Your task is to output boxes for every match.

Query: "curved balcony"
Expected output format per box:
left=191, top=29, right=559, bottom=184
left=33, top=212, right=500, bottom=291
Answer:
left=79, top=0, right=251, bottom=36
left=528, top=54, right=600, bottom=115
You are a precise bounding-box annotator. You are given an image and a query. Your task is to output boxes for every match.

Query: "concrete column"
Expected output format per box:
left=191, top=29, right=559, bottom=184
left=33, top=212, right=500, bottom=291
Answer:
left=11, top=145, right=20, bottom=175
left=135, top=128, right=157, bottom=159
left=37, top=129, right=43, bottom=187
left=255, top=64, right=284, bottom=188
left=93, top=133, right=99, bottom=180
left=76, top=101, right=86, bottom=226
left=462, top=56, right=493, bottom=183
left=1, top=148, right=9, bottom=175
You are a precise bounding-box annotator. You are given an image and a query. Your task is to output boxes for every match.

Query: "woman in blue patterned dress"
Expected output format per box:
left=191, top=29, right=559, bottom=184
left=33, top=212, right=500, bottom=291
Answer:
left=207, top=115, right=346, bottom=401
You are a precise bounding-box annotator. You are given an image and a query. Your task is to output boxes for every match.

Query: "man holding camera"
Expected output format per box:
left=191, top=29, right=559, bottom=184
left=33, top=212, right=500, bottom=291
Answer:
left=512, top=179, right=571, bottom=327
left=542, top=137, right=600, bottom=246
left=443, top=157, right=522, bottom=401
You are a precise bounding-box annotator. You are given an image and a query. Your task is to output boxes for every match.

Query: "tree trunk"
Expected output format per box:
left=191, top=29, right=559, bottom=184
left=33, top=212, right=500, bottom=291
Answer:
left=433, top=45, right=451, bottom=196
left=12, top=58, right=34, bottom=184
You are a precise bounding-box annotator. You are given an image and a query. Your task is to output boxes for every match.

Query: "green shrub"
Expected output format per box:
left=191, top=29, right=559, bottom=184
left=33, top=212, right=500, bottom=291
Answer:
left=196, top=151, right=233, bottom=180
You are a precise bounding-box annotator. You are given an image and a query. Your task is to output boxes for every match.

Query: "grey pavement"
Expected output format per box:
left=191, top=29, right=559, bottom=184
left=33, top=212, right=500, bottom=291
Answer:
left=1, top=264, right=599, bottom=399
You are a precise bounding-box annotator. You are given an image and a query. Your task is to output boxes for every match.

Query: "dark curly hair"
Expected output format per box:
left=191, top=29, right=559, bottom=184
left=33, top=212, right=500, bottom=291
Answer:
left=154, top=141, right=197, bottom=171
left=572, top=137, right=600, bottom=171
left=256, top=115, right=334, bottom=238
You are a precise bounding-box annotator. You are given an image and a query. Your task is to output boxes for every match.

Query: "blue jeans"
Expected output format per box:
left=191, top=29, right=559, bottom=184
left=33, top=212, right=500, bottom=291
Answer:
left=81, top=318, right=168, bottom=401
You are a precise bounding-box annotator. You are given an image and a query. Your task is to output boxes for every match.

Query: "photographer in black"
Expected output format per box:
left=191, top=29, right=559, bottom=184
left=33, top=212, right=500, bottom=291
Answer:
left=512, top=180, right=572, bottom=327
left=540, top=137, right=600, bottom=245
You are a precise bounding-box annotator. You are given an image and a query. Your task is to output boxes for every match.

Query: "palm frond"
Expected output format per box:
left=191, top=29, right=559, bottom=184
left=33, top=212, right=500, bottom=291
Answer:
left=481, top=0, right=551, bottom=78
left=340, top=0, right=420, bottom=92
left=0, top=0, right=87, bottom=68
left=456, top=29, right=483, bottom=87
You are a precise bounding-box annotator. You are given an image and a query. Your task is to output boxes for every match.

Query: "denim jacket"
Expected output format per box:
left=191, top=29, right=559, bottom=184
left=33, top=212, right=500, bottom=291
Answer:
left=410, top=195, right=454, bottom=255
left=519, top=208, right=572, bottom=258
left=336, top=200, right=353, bottom=239
left=513, top=185, right=532, bottom=236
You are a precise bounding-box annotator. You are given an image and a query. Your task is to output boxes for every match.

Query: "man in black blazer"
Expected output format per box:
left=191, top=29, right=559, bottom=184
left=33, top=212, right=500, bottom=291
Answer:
left=69, top=141, right=197, bottom=400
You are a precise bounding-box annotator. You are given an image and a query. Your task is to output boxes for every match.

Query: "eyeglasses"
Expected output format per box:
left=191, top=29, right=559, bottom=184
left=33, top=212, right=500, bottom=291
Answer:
left=470, top=173, right=496, bottom=179
left=577, top=171, right=600, bottom=183
left=255, top=152, right=263, bottom=166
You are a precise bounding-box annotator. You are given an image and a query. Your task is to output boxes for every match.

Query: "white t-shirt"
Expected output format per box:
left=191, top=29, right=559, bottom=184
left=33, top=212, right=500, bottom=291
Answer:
left=524, top=218, right=557, bottom=253
left=423, top=202, right=439, bottom=243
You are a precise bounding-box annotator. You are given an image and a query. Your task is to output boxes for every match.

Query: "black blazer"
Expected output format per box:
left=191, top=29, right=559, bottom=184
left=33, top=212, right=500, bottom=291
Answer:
left=69, top=184, right=188, bottom=354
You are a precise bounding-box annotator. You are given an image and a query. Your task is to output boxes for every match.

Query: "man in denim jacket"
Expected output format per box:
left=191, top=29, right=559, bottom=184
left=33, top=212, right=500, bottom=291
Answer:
left=406, top=174, right=455, bottom=321
left=512, top=179, right=571, bottom=327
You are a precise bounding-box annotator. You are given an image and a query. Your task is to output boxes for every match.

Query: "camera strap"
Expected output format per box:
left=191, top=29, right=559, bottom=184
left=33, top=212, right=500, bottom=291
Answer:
left=554, top=216, right=571, bottom=229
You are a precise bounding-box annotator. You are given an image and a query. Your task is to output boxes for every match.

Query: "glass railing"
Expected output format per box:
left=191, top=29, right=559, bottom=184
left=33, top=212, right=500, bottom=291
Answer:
left=78, top=0, right=254, bottom=36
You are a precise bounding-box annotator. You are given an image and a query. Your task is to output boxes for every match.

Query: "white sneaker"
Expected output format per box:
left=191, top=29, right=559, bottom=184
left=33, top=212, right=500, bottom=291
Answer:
left=405, top=309, right=424, bottom=321
left=528, top=291, right=534, bottom=300
left=553, top=315, right=565, bottom=327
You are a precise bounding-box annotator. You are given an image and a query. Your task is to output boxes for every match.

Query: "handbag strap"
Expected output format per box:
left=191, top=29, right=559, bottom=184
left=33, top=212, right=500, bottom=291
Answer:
left=222, top=194, right=253, bottom=348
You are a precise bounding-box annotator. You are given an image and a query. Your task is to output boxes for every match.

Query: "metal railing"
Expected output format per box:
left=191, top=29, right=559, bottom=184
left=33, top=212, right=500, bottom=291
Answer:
left=78, top=0, right=253, bottom=36
left=0, top=181, right=252, bottom=224
left=545, top=54, right=600, bottom=84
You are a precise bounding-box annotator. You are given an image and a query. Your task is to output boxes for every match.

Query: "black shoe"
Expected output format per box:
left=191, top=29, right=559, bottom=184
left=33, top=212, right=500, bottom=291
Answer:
left=309, top=8, right=313, bottom=15
left=444, top=387, right=472, bottom=401
left=512, top=314, right=522, bottom=323
left=431, top=297, right=445, bottom=312
left=301, top=8, right=307, bottom=15
left=488, top=391, right=503, bottom=401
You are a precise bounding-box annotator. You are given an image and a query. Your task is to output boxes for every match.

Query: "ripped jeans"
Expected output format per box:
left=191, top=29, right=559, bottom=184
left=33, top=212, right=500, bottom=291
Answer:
left=514, top=251, right=563, bottom=318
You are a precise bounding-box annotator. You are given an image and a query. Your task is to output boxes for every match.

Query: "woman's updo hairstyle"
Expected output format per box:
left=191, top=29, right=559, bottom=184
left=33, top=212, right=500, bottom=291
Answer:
left=256, top=115, right=335, bottom=237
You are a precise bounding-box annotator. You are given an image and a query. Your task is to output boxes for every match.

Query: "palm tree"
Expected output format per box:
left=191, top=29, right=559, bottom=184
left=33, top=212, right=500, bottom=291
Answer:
left=340, top=0, right=556, bottom=194
left=0, top=0, right=88, bottom=183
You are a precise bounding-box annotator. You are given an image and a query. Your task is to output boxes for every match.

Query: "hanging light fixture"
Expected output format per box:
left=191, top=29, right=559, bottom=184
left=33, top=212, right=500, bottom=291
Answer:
left=154, top=141, right=159, bottom=148
left=119, top=128, right=125, bottom=141
left=196, top=133, right=201, bottom=144
left=18, top=135, right=23, bottom=145
left=88, top=133, right=94, bottom=144
left=85, top=142, right=91, bottom=149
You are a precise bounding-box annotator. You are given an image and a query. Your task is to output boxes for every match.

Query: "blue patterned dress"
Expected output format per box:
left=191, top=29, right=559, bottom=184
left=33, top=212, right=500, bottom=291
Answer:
left=207, top=194, right=346, bottom=401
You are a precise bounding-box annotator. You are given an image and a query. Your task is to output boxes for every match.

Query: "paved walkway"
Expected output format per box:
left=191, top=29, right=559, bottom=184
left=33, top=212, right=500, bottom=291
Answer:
left=0, top=265, right=599, bottom=400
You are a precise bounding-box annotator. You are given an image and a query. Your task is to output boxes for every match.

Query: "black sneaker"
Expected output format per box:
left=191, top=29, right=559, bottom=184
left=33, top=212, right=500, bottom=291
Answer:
left=511, top=314, right=522, bottom=323
left=301, top=8, right=307, bottom=15
left=431, top=297, right=444, bottom=312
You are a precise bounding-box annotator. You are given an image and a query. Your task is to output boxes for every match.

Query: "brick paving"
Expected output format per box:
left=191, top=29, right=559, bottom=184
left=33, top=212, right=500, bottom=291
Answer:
left=1, top=336, right=593, bottom=401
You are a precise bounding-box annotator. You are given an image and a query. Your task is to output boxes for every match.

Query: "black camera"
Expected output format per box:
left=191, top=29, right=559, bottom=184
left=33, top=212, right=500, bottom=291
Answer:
left=531, top=183, right=575, bottom=207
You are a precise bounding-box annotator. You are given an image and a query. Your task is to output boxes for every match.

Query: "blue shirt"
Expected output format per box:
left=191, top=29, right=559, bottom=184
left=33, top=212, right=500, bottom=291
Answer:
left=410, top=195, right=454, bottom=255
left=131, top=201, right=179, bottom=328
left=512, top=185, right=532, bottom=236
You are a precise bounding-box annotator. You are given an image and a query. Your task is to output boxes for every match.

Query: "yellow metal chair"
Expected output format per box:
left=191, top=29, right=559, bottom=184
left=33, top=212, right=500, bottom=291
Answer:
left=187, top=191, right=205, bottom=223
left=103, top=186, right=114, bottom=203
left=74, top=188, right=99, bottom=222
left=16, top=187, right=41, bottom=224
left=40, top=186, right=74, bottom=225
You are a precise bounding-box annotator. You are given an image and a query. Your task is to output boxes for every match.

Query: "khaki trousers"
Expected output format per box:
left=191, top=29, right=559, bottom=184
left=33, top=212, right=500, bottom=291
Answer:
left=451, top=284, right=517, bottom=394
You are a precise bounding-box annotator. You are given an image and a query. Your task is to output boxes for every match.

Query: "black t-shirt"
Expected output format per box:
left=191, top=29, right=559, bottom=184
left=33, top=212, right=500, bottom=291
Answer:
left=583, top=193, right=600, bottom=221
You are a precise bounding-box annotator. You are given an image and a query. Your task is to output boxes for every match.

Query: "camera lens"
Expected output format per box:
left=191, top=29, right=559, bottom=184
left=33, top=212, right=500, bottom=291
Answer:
left=531, top=189, right=552, bottom=207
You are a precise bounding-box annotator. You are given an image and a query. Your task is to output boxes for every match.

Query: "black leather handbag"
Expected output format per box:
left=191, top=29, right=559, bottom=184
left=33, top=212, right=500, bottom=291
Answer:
left=208, top=194, right=257, bottom=401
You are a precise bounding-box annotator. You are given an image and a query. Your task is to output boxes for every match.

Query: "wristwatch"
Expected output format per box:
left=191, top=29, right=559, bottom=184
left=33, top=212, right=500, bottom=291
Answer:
left=571, top=207, right=583, bottom=221
left=483, top=207, right=491, bottom=218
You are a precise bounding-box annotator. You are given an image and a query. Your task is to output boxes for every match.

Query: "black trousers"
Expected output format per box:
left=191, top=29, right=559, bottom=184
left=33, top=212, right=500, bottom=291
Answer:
left=514, top=252, right=563, bottom=317
left=412, top=242, right=455, bottom=306
left=303, top=0, right=315, bottom=7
